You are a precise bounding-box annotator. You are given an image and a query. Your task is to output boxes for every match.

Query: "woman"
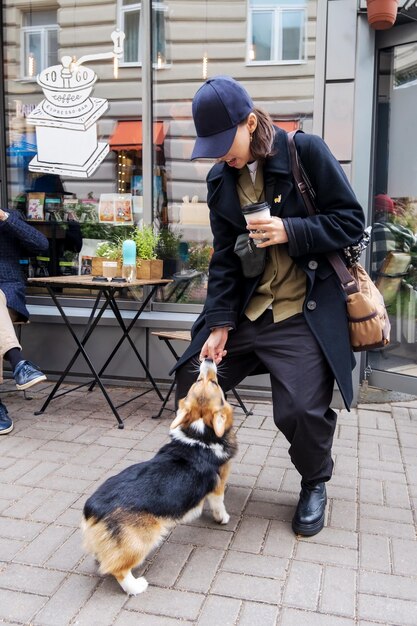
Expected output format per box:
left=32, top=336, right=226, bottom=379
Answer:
left=175, top=76, right=365, bottom=536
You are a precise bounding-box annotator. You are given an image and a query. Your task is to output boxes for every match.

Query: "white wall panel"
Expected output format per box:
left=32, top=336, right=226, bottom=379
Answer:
left=326, top=0, right=357, bottom=81
left=323, top=82, right=354, bottom=161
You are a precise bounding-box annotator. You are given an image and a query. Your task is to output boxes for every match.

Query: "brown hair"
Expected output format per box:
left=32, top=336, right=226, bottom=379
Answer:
left=249, top=108, right=276, bottom=160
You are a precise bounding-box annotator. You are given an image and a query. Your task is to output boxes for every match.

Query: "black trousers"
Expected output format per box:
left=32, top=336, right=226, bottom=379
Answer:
left=175, top=311, right=337, bottom=484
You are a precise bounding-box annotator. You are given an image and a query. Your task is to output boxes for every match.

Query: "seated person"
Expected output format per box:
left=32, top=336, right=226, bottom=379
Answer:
left=0, top=206, right=49, bottom=435
left=371, top=194, right=417, bottom=280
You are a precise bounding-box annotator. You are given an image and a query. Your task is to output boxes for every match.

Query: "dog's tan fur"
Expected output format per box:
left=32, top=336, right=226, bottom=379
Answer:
left=81, top=360, right=235, bottom=595
left=81, top=511, right=174, bottom=584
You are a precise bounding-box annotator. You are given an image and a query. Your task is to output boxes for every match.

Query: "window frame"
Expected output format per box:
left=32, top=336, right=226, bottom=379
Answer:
left=247, top=3, right=307, bottom=66
left=118, top=0, right=169, bottom=69
left=20, top=19, right=58, bottom=80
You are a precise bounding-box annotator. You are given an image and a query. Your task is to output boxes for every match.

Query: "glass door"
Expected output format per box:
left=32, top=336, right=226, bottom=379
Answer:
left=368, top=26, right=417, bottom=394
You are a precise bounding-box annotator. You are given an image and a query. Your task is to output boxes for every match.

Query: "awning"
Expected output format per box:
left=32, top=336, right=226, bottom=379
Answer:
left=109, top=121, right=166, bottom=151
left=273, top=120, right=300, bottom=131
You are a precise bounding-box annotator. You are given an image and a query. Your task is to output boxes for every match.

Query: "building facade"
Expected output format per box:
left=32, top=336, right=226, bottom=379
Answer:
left=1, top=0, right=416, bottom=401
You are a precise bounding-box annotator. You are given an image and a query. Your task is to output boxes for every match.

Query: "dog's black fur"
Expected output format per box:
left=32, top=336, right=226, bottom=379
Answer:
left=84, top=431, right=237, bottom=524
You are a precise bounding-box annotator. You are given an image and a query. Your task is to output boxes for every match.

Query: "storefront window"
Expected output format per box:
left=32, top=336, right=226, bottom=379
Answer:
left=3, top=0, right=155, bottom=304
left=369, top=42, right=417, bottom=379
left=2, top=0, right=317, bottom=309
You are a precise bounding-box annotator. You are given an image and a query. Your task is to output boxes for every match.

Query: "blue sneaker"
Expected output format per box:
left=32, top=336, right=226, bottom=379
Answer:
left=14, top=360, right=47, bottom=390
left=0, top=401, right=13, bottom=434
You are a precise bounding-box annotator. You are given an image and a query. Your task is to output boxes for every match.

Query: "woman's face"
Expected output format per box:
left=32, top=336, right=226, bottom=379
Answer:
left=218, top=114, right=257, bottom=169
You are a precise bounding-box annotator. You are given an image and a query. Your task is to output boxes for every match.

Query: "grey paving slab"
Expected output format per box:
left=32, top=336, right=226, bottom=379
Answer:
left=358, top=593, right=417, bottom=626
left=176, top=546, right=225, bottom=593
left=125, top=586, right=205, bottom=620
left=282, top=560, right=322, bottom=610
left=197, top=596, right=241, bottom=626
left=211, top=570, right=283, bottom=603
left=320, top=565, right=356, bottom=617
left=1, top=384, right=416, bottom=625
left=280, top=607, right=355, bottom=626
left=0, top=588, right=47, bottom=623
left=145, top=541, right=193, bottom=587
left=238, top=601, right=280, bottom=626
left=222, top=550, right=288, bottom=579
left=72, top=578, right=128, bottom=626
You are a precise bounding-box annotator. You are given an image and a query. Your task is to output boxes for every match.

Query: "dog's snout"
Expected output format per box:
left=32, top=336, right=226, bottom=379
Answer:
left=199, top=358, right=217, bottom=376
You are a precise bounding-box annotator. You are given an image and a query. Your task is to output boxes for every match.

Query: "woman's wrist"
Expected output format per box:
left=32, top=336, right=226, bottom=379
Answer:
left=0, top=209, right=10, bottom=221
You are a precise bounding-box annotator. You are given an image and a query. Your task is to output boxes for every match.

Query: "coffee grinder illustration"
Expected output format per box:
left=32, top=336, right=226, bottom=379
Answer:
left=27, top=30, right=125, bottom=178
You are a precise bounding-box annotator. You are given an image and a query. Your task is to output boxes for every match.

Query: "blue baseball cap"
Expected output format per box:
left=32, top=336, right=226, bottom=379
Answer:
left=191, top=76, right=254, bottom=160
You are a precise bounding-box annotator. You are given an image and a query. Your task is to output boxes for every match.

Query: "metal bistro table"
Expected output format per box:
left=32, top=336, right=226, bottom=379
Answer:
left=28, top=275, right=171, bottom=428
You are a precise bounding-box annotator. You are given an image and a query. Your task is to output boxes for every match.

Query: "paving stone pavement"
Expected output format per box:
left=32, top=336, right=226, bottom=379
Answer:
left=0, top=381, right=416, bottom=625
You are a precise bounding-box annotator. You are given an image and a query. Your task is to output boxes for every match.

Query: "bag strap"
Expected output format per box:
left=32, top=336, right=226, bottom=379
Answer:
left=287, top=130, right=358, bottom=296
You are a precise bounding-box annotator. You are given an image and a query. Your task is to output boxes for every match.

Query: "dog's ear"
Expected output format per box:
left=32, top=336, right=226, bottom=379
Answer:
left=170, top=407, right=188, bottom=429
left=213, top=412, right=227, bottom=437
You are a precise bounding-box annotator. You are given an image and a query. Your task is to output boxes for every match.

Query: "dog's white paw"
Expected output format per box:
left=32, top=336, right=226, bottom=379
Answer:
left=214, top=509, right=230, bottom=524
left=208, top=494, right=230, bottom=524
left=119, top=572, right=148, bottom=596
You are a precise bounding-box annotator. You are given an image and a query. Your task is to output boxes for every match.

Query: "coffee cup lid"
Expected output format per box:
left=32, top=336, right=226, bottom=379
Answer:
left=241, top=201, right=270, bottom=214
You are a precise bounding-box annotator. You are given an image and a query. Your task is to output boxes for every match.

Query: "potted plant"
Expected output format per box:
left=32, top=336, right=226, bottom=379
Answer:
left=91, top=240, right=122, bottom=275
left=366, top=0, right=398, bottom=30
left=131, top=225, right=163, bottom=279
left=90, top=225, right=163, bottom=279
left=156, top=227, right=183, bottom=277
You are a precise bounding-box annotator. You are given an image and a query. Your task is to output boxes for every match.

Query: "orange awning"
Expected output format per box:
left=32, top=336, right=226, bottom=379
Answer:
left=109, top=121, right=166, bottom=151
left=273, top=120, right=300, bottom=131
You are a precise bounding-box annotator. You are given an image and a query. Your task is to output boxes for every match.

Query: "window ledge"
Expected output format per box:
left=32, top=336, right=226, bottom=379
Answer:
left=27, top=303, right=197, bottom=330
left=119, top=62, right=172, bottom=70
left=14, top=78, right=38, bottom=84
left=246, top=60, right=307, bottom=67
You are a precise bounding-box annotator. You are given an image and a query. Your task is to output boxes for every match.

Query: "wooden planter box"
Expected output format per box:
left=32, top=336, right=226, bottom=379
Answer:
left=91, top=257, right=122, bottom=276
left=91, top=257, right=163, bottom=280
left=136, top=259, right=163, bottom=280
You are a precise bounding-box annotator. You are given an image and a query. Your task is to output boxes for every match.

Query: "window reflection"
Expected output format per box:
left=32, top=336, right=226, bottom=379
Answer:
left=119, top=0, right=168, bottom=66
left=370, top=43, right=417, bottom=378
left=248, top=0, right=307, bottom=64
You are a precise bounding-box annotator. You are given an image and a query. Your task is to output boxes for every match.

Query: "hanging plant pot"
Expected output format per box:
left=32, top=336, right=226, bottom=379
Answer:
left=366, top=0, right=398, bottom=30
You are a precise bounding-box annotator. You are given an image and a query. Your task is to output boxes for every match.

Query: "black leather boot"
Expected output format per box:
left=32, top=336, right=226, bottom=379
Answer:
left=292, top=482, right=327, bottom=536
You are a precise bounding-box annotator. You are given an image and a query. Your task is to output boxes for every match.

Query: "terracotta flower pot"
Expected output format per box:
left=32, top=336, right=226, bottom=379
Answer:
left=367, top=0, right=398, bottom=30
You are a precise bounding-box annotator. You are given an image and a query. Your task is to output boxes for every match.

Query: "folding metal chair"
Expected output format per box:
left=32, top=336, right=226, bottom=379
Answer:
left=151, top=330, right=253, bottom=419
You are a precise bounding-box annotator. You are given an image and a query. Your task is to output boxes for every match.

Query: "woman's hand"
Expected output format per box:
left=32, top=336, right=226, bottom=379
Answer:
left=247, top=216, right=288, bottom=247
left=200, top=327, right=229, bottom=364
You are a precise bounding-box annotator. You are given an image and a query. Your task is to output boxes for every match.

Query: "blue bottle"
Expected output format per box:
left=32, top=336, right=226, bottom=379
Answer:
left=122, top=239, right=137, bottom=282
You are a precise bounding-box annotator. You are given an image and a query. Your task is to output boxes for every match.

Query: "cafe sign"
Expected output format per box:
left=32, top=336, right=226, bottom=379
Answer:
left=27, top=30, right=125, bottom=178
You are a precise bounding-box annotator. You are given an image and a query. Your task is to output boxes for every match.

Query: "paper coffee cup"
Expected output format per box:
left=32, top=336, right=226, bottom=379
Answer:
left=241, top=201, right=271, bottom=223
left=242, top=201, right=271, bottom=245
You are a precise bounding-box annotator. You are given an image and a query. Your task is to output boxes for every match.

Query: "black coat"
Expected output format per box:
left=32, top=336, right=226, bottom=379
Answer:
left=174, top=128, right=366, bottom=409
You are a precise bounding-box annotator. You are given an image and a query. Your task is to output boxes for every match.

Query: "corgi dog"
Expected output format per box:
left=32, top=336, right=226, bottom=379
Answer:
left=81, top=358, right=237, bottom=596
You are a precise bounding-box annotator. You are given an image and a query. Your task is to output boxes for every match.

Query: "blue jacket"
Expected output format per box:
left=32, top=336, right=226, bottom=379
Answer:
left=173, top=128, right=366, bottom=409
left=0, top=210, right=49, bottom=320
